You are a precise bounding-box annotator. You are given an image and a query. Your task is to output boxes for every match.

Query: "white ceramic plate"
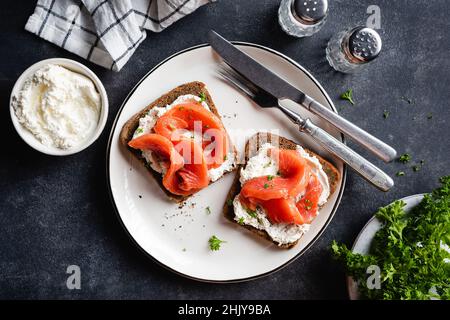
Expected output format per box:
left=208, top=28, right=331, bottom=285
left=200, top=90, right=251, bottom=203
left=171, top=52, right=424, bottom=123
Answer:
left=107, top=43, right=346, bottom=282
left=347, top=194, right=425, bottom=299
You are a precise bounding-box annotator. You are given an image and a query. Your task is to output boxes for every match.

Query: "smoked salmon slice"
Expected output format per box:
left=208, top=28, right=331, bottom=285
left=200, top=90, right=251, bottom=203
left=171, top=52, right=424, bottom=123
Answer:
left=172, top=138, right=209, bottom=194
left=241, top=148, right=309, bottom=201
left=128, top=133, right=209, bottom=196
left=153, top=116, right=188, bottom=140
left=296, top=174, right=322, bottom=224
left=239, top=147, right=322, bottom=225
left=264, top=198, right=307, bottom=225
left=154, top=102, right=229, bottom=169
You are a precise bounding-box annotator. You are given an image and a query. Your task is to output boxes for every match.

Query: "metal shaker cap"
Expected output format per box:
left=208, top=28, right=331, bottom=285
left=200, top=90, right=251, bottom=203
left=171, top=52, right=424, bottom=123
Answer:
left=292, top=0, right=328, bottom=25
left=346, top=26, right=382, bottom=62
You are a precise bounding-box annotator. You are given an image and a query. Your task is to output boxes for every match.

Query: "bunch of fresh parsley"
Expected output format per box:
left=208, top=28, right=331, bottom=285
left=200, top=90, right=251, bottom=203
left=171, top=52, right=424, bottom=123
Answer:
left=331, top=176, right=450, bottom=300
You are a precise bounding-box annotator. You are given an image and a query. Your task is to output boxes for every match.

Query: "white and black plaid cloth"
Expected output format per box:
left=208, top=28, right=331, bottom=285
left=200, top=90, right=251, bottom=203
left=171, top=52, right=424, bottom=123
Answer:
left=25, top=0, right=212, bottom=71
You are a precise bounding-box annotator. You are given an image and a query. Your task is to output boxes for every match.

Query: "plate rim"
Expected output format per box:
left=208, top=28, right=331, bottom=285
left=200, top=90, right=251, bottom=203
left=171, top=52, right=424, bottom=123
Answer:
left=347, top=193, right=427, bottom=299
left=105, top=42, right=348, bottom=283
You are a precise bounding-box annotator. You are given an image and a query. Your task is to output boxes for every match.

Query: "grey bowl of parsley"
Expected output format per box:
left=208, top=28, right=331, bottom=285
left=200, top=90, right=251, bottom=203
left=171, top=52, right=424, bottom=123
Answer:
left=331, top=176, right=450, bottom=300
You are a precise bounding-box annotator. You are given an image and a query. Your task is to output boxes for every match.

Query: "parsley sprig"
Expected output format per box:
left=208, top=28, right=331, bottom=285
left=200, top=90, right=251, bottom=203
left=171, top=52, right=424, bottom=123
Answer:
left=340, top=89, right=355, bottom=105
left=398, top=153, right=411, bottom=163
left=208, top=235, right=226, bottom=251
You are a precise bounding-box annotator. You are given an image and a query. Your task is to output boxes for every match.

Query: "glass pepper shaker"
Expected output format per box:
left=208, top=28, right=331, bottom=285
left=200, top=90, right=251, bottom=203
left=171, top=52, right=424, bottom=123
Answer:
left=278, top=0, right=329, bottom=38
left=326, top=26, right=382, bottom=73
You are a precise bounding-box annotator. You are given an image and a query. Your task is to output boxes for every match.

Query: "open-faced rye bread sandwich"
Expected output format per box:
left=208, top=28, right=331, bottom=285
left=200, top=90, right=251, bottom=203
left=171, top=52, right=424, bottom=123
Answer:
left=120, top=81, right=238, bottom=202
left=224, top=133, right=339, bottom=248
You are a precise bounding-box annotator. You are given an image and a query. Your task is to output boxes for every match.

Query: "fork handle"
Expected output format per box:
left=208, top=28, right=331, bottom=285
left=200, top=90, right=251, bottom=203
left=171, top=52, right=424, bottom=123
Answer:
left=302, top=95, right=397, bottom=163
left=278, top=105, right=394, bottom=191
left=302, top=119, right=394, bottom=191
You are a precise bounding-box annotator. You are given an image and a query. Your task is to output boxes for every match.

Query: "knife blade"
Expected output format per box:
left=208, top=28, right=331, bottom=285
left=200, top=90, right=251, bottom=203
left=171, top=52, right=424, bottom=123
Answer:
left=208, top=30, right=397, bottom=163
left=208, top=31, right=306, bottom=104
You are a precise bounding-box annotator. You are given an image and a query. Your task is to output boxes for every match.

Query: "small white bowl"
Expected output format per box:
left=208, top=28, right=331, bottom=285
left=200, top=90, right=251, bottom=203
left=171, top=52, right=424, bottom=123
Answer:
left=9, top=58, right=108, bottom=156
left=347, top=194, right=426, bottom=300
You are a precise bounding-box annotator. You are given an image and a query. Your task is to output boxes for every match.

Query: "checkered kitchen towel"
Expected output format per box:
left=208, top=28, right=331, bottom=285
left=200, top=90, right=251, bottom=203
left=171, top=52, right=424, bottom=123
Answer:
left=25, top=0, right=212, bottom=71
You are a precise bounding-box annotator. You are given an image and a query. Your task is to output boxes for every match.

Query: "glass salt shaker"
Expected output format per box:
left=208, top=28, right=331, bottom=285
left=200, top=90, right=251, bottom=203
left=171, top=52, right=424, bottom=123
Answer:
left=278, top=0, right=329, bottom=37
left=326, top=26, right=382, bottom=73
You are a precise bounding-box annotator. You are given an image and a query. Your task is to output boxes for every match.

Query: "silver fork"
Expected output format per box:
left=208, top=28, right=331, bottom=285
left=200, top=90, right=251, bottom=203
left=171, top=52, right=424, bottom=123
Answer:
left=218, top=65, right=394, bottom=191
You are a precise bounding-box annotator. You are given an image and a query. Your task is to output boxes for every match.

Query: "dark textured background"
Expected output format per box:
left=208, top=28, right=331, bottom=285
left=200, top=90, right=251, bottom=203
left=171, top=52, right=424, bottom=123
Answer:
left=0, top=0, right=449, bottom=299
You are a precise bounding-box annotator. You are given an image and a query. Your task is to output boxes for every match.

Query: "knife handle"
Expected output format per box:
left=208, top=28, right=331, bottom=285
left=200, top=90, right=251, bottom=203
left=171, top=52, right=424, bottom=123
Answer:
left=277, top=105, right=394, bottom=191
left=302, top=95, right=397, bottom=163
left=302, top=119, right=394, bottom=192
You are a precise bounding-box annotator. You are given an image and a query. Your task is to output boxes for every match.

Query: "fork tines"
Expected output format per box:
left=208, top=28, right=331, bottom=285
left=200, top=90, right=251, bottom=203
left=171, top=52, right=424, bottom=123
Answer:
left=217, top=64, right=258, bottom=99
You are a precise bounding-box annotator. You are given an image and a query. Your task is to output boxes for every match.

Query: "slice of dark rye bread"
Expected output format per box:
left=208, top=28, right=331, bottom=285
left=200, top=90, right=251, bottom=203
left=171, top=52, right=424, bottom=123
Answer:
left=119, top=81, right=237, bottom=202
left=223, top=132, right=340, bottom=249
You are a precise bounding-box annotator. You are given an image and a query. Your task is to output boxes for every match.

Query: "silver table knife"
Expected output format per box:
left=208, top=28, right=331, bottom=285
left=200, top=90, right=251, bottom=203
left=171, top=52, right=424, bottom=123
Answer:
left=218, top=65, right=394, bottom=191
left=208, top=30, right=397, bottom=163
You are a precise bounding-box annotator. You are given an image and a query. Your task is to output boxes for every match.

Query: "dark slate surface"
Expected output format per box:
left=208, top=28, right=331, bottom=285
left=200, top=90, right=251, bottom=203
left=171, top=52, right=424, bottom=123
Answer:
left=0, top=0, right=449, bottom=299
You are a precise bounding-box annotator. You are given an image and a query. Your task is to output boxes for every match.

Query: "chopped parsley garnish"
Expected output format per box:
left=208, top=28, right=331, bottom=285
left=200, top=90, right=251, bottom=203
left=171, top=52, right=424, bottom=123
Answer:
left=412, top=160, right=425, bottom=172
left=263, top=183, right=269, bottom=189
left=135, top=127, right=144, bottom=134
left=178, top=106, right=185, bottom=111
left=304, top=199, right=313, bottom=210
left=223, top=155, right=228, bottom=161
left=205, top=206, right=211, bottom=215
left=396, top=171, right=405, bottom=177
left=199, top=92, right=207, bottom=102
left=226, top=199, right=233, bottom=206
left=331, top=176, right=450, bottom=300
left=208, top=235, right=226, bottom=251
left=267, top=175, right=274, bottom=181
left=340, top=89, right=355, bottom=105
left=401, top=96, right=413, bottom=104
left=246, top=208, right=257, bottom=218
left=238, top=217, right=245, bottom=225
left=398, top=153, right=411, bottom=163
left=263, top=161, right=272, bottom=168
left=383, top=110, right=390, bottom=119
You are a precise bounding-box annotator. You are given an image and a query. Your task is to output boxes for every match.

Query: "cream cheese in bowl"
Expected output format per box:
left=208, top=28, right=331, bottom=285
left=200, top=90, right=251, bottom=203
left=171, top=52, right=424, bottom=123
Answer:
left=10, top=58, right=108, bottom=155
left=12, top=64, right=101, bottom=149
